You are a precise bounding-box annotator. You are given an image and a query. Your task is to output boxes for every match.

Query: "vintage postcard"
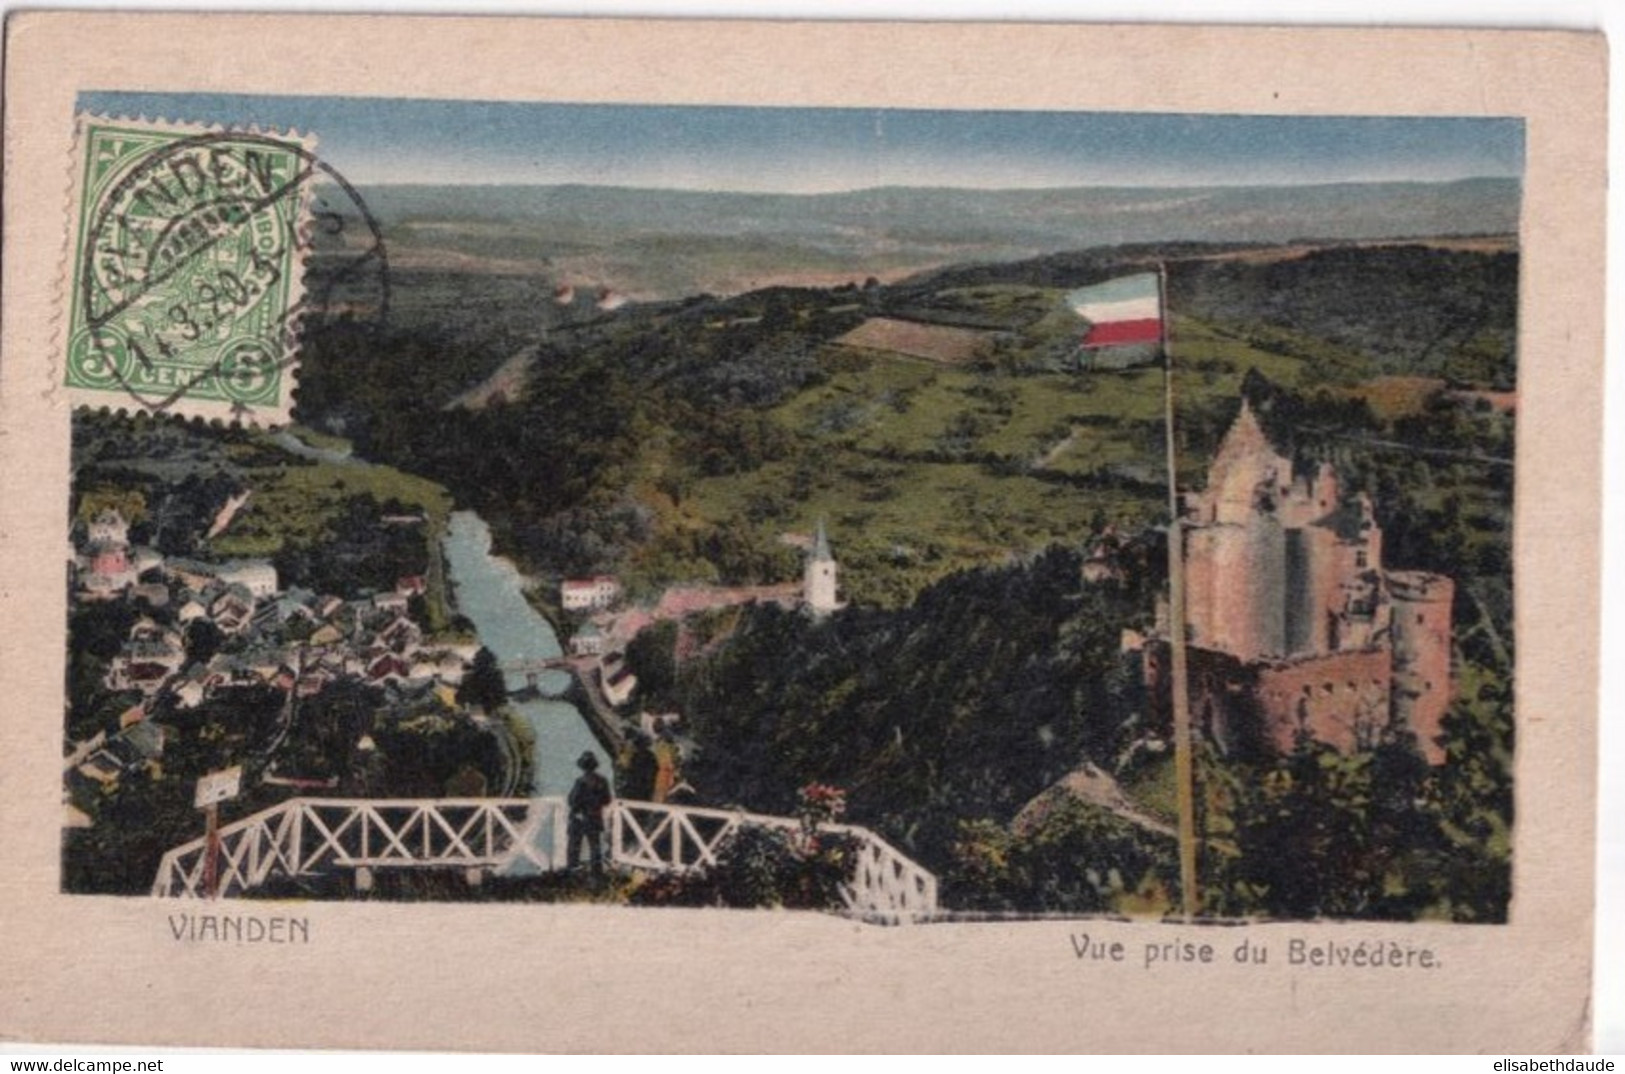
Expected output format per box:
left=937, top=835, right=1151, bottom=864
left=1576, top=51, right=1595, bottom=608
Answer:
left=0, top=14, right=1605, bottom=1053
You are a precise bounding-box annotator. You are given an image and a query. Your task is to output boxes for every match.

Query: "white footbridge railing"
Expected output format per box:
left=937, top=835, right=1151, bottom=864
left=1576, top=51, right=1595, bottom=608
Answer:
left=150, top=798, right=563, bottom=898
left=151, top=797, right=938, bottom=921
left=608, top=800, right=938, bottom=921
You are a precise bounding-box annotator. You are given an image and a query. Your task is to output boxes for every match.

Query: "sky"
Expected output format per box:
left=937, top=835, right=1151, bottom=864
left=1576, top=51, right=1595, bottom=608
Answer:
left=78, top=92, right=1523, bottom=192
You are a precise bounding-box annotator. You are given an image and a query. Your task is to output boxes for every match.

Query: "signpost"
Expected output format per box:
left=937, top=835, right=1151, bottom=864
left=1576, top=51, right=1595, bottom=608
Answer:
left=195, top=765, right=243, bottom=899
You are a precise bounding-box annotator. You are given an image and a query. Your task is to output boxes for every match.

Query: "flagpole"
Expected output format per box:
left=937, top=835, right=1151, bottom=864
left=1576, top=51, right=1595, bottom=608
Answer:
left=1160, top=261, right=1200, bottom=920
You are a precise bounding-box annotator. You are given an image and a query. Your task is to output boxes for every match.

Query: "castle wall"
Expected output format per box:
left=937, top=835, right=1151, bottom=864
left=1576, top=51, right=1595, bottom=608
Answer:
left=1142, top=642, right=1390, bottom=759
left=1223, top=516, right=1285, bottom=660
left=1310, top=528, right=1356, bottom=654
left=1183, top=526, right=1222, bottom=649
left=1253, top=648, right=1393, bottom=756
left=1245, top=517, right=1287, bottom=659
left=1284, top=528, right=1315, bottom=655
left=1198, top=527, right=1249, bottom=655
left=1183, top=526, right=1219, bottom=650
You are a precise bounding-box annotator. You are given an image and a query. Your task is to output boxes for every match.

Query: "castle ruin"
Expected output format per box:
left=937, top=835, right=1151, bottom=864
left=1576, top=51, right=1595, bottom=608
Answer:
left=1139, top=399, right=1454, bottom=763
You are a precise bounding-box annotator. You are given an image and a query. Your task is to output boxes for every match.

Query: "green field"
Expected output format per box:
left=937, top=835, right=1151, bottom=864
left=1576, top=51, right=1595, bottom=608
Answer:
left=209, top=444, right=453, bottom=559
left=633, top=312, right=1344, bottom=606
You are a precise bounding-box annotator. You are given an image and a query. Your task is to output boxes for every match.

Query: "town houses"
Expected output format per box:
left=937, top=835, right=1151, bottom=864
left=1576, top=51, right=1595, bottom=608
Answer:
left=69, top=506, right=481, bottom=765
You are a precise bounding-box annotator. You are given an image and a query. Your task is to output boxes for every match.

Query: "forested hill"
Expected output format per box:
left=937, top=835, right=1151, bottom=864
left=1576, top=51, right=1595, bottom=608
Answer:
left=632, top=541, right=1168, bottom=897
left=901, top=242, right=1518, bottom=386
left=1172, top=245, right=1518, bottom=387
left=294, top=238, right=1517, bottom=604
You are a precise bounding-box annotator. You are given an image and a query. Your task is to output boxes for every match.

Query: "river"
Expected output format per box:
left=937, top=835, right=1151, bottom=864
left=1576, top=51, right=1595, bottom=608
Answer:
left=270, top=430, right=607, bottom=797
left=440, top=511, right=609, bottom=797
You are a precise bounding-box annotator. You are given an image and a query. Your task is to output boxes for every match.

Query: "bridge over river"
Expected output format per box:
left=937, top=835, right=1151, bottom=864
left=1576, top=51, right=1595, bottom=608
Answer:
left=151, top=796, right=939, bottom=923
left=501, top=656, right=575, bottom=688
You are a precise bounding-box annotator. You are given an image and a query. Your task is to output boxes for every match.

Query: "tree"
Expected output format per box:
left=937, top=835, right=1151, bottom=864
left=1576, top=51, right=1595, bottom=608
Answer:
left=184, top=618, right=225, bottom=666
left=457, top=646, right=508, bottom=713
left=625, top=620, right=679, bottom=709
left=68, top=600, right=138, bottom=662
left=1216, top=734, right=1432, bottom=920
left=1411, top=684, right=1514, bottom=922
left=297, top=678, right=383, bottom=780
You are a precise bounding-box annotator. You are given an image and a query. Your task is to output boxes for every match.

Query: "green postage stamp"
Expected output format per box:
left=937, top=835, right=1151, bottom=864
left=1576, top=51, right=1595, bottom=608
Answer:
left=61, top=117, right=316, bottom=424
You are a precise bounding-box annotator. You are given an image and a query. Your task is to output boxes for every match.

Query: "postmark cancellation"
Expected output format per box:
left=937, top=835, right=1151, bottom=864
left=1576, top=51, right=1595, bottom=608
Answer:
left=60, top=116, right=315, bottom=425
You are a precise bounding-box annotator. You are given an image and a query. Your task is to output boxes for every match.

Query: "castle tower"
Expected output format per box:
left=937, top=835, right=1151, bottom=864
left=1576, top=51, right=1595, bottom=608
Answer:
left=804, top=519, right=841, bottom=617
left=1183, top=399, right=1290, bottom=659
left=1387, top=570, right=1454, bottom=764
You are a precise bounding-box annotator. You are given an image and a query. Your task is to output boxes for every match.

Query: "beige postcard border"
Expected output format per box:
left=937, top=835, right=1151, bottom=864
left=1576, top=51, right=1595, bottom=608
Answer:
left=0, top=14, right=1605, bottom=1052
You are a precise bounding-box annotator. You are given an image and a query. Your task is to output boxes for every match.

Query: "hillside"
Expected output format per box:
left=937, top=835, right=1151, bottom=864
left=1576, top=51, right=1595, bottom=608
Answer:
left=646, top=353, right=1516, bottom=919
left=295, top=239, right=1516, bottom=609
left=1173, top=245, right=1518, bottom=385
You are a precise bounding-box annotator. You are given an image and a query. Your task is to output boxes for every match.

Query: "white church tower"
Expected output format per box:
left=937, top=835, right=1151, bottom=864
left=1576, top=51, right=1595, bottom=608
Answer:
left=804, top=519, right=842, bottom=617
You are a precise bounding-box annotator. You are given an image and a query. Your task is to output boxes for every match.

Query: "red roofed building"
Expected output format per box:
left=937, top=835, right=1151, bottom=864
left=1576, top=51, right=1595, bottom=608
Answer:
left=561, top=576, right=622, bottom=612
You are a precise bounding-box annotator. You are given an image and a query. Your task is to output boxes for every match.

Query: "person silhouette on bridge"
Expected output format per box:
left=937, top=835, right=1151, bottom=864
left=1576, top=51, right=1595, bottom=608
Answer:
left=567, top=750, right=613, bottom=877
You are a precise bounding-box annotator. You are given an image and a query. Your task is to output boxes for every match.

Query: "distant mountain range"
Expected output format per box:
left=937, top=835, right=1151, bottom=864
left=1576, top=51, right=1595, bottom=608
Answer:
left=343, top=178, right=1519, bottom=299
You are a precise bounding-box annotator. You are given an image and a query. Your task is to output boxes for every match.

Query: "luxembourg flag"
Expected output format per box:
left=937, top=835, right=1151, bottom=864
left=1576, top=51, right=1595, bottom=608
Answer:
left=1066, top=273, right=1163, bottom=349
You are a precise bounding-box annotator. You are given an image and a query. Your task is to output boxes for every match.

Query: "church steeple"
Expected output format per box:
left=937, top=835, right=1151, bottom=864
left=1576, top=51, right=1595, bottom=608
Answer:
left=811, top=518, right=833, bottom=562
left=804, top=518, right=840, bottom=616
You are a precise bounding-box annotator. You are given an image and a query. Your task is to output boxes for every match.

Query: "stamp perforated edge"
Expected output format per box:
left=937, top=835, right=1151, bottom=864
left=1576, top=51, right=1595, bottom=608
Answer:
left=54, top=113, right=318, bottom=428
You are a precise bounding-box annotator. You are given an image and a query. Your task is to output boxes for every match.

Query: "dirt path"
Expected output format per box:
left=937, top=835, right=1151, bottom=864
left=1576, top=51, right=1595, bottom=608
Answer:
left=1033, top=427, right=1078, bottom=470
